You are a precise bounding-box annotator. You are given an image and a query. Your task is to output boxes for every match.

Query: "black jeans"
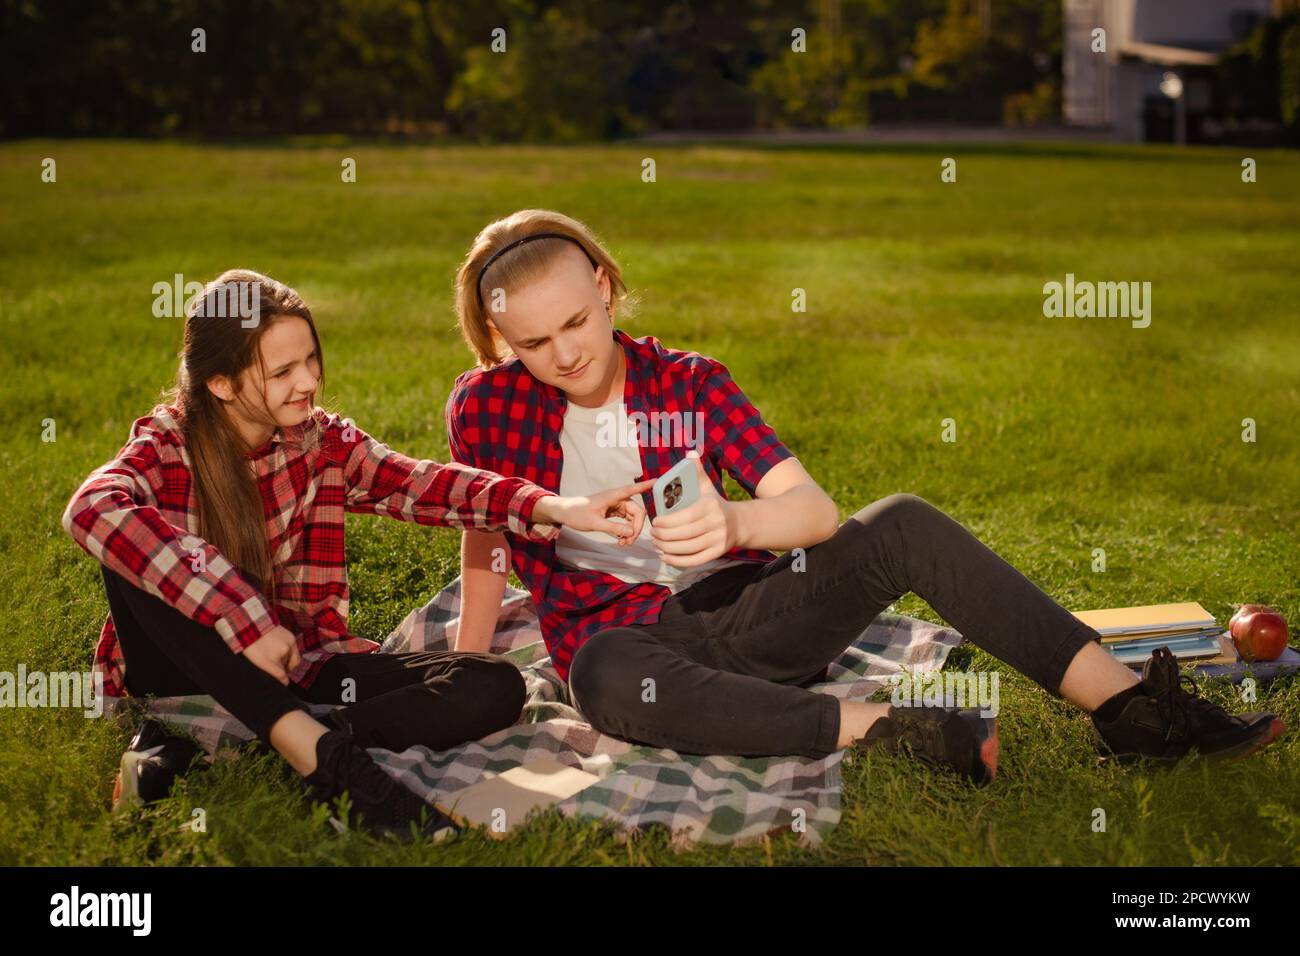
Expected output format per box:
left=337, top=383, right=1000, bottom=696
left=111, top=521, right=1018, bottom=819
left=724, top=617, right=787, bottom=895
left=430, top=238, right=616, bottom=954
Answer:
left=100, top=567, right=526, bottom=752
left=567, top=493, right=1103, bottom=759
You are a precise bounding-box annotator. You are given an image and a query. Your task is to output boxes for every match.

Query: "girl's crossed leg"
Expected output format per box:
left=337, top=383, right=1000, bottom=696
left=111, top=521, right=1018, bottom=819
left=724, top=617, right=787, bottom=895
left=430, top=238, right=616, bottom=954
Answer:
left=102, top=566, right=525, bottom=765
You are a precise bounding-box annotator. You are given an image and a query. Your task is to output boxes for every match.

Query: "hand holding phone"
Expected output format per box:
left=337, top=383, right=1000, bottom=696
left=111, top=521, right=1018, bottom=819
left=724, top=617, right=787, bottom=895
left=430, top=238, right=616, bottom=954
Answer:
left=650, top=452, right=705, bottom=576
left=650, top=450, right=743, bottom=574
left=651, top=454, right=701, bottom=518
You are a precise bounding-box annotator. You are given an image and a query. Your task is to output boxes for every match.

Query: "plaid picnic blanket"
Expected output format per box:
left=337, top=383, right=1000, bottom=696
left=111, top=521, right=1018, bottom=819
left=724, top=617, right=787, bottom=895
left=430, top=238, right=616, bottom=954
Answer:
left=104, top=578, right=963, bottom=847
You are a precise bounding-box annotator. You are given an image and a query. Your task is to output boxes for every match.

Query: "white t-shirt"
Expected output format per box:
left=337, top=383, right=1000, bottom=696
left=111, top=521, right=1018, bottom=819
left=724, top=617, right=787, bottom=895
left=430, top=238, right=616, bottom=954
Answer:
left=555, top=398, right=742, bottom=592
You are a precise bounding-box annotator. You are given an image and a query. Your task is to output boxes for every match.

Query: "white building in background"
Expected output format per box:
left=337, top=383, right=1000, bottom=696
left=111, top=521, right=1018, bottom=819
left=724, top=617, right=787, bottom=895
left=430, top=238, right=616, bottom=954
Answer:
left=1063, top=0, right=1277, bottom=141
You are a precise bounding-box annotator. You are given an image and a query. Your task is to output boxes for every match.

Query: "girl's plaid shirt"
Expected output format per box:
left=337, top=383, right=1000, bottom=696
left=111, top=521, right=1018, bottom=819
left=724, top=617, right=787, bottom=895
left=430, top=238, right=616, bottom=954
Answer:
left=445, top=328, right=795, bottom=680
left=61, top=404, right=561, bottom=699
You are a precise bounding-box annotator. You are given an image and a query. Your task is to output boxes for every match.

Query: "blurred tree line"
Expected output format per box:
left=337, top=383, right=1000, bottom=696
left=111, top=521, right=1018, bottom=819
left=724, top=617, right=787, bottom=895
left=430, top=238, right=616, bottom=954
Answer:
left=0, top=0, right=1292, bottom=140
left=0, top=0, right=1060, bottom=138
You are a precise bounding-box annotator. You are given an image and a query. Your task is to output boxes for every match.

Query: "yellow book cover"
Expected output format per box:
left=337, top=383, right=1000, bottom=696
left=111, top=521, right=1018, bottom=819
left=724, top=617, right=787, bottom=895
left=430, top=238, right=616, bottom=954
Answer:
left=1073, top=601, right=1216, bottom=638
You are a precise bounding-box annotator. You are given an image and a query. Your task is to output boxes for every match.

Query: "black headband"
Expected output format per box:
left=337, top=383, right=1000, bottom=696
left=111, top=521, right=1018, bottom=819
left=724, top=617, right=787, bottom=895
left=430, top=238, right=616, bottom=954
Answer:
left=475, top=232, right=598, bottom=306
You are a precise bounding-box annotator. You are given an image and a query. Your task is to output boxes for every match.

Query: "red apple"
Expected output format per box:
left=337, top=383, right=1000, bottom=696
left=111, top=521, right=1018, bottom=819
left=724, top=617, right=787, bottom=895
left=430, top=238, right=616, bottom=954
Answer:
left=1228, top=604, right=1289, bottom=662
left=1229, top=603, right=1274, bottom=639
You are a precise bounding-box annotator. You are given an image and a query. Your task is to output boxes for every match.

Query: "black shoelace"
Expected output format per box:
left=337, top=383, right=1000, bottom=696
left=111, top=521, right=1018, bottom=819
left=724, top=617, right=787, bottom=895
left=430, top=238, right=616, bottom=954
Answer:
left=1148, top=648, right=1221, bottom=743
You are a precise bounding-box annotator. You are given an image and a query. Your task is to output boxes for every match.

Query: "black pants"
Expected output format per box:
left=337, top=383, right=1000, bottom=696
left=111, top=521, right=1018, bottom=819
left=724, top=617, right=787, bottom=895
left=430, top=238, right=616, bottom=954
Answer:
left=567, top=493, right=1103, bottom=759
left=100, top=567, right=526, bottom=752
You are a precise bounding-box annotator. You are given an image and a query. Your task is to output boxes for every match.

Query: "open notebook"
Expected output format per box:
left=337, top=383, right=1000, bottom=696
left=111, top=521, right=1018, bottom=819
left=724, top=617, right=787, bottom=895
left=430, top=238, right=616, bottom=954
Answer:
left=436, top=758, right=602, bottom=838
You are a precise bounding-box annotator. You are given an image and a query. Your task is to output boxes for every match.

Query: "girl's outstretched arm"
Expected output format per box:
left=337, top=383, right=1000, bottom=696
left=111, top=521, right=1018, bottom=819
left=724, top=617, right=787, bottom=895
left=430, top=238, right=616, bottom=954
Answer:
left=340, top=415, right=651, bottom=541
left=338, top=415, right=560, bottom=541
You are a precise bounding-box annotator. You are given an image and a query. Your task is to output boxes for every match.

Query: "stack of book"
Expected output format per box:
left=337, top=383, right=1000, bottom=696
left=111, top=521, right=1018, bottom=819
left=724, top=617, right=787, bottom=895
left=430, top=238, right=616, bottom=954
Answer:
left=1072, top=602, right=1236, bottom=668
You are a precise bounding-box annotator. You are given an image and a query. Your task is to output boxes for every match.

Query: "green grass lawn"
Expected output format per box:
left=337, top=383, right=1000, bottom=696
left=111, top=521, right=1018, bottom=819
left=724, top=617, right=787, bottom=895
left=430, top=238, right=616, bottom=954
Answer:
left=1, top=138, right=1297, bottom=866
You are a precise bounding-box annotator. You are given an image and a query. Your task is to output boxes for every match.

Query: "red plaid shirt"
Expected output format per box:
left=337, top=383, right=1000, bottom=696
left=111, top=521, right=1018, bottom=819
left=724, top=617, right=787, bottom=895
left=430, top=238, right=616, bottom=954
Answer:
left=62, top=404, right=560, bottom=699
left=446, top=328, right=794, bottom=680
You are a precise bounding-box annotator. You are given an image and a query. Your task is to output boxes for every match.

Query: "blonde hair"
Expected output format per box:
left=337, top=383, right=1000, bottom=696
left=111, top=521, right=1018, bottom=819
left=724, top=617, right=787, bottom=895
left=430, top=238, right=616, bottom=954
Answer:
left=454, top=209, right=630, bottom=369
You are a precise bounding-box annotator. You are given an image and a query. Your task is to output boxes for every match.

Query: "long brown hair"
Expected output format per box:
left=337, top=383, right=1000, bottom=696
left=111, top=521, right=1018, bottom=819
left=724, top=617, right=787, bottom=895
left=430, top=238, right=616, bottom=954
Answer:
left=454, top=209, right=633, bottom=369
left=161, top=269, right=325, bottom=597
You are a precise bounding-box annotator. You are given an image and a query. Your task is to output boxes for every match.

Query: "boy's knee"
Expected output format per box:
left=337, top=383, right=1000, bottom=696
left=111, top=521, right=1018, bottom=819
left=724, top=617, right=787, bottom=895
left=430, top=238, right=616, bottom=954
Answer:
left=850, top=492, right=934, bottom=529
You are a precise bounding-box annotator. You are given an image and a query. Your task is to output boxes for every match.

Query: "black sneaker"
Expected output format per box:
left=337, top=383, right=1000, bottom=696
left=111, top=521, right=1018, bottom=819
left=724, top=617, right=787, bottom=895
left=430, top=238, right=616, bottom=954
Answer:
left=856, top=706, right=999, bottom=786
left=1092, top=646, right=1286, bottom=765
left=303, top=730, right=458, bottom=843
left=112, top=719, right=205, bottom=809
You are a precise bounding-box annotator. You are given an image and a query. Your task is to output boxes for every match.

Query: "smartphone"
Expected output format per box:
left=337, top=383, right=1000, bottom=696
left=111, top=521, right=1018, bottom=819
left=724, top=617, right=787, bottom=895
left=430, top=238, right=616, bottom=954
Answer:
left=651, top=456, right=702, bottom=576
left=652, top=455, right=701, bottom=517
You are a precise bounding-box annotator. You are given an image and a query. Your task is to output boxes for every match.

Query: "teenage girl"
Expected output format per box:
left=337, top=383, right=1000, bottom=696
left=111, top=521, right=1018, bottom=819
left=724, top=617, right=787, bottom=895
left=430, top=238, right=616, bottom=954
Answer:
left=62, top=268, right=652, bottom=837
left=444, top=210, right=1285, bottom=782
